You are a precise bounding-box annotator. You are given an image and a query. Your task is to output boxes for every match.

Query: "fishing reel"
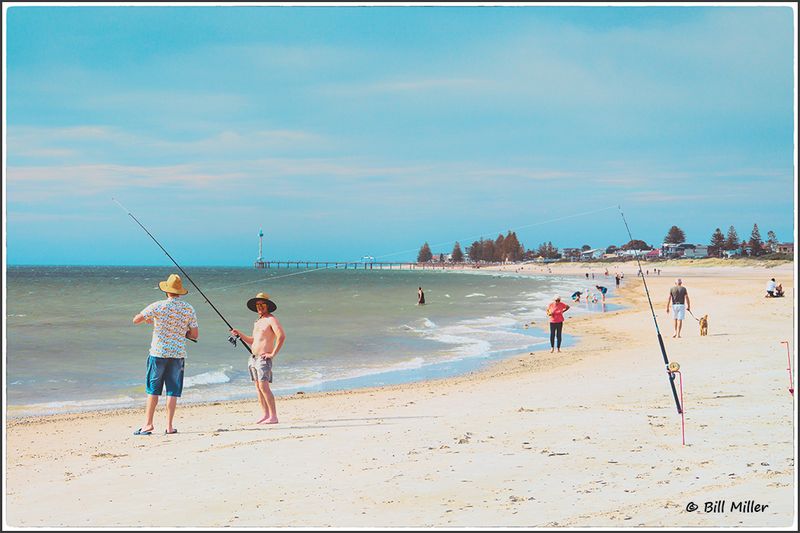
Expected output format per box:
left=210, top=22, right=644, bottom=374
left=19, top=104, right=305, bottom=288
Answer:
left=228, top=334, right=240, bottom=347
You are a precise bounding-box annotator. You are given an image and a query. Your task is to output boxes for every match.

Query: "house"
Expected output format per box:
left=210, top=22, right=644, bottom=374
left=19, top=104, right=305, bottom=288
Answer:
left=615, top=249, right=650, bottom=258
left=683, top=244, right=709, bottom=258
left=580, top=248, right=604, bottom=261
left=561, top=248, right=582, bottom=261
left=644, top=249, right=661, bottom=259
left=777, top=242, right=794, bottom=254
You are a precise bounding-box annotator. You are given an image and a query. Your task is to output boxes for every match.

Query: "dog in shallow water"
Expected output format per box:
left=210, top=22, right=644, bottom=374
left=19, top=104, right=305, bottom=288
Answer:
left=699, top=314, right=708, bottom=336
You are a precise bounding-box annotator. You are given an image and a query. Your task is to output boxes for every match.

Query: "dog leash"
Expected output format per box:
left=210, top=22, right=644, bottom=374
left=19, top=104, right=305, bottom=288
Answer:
left=687, top=309, right=702, bottom=322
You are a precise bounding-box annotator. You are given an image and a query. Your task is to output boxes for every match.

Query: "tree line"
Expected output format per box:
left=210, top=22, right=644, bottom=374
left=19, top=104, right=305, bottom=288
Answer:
left=416, top=223, right=784, bottom=263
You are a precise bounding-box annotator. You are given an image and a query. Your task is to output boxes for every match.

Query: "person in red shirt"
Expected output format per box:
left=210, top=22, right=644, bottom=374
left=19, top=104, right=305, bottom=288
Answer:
left=546, top=295, right=571, bottom=353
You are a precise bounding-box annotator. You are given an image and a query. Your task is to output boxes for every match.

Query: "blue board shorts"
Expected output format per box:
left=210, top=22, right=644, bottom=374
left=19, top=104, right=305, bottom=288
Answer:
left=146, top=356, right=185, bottom=397
left=672, top=304, right=686, bottom=320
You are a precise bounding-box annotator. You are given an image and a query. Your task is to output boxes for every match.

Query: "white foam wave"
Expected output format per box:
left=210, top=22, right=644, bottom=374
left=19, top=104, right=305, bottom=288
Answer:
left=465, top=293, right=486, bottom=298
left=184, top=369, right=231, bottom=388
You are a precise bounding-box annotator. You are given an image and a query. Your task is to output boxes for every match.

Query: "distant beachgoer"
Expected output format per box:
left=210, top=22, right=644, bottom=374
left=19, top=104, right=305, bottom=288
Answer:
left=418, top=286, right=426, bottom=305
left=571, top=291, right=582, bottom=302
left=666, top=278, right=691, bottom=339
left=595, top=285, right=608, bottom=302
left=766, top=278, right=777, bottom=298
left=615, top=274, right=621, bottom=287
left=585, top=272, right=589, bottom=279
left=546, top=295, right=570, bottom=353
left=230, top=293, right=286, bottom=425
left=132, top=274, right=199, bottom=436
left=775, top=284, right=784, bottom=298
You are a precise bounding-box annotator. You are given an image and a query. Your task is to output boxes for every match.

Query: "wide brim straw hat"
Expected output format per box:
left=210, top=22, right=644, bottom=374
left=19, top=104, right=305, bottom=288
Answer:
left=247, top=292, right=277, bottom=313
left=159, top=273, right=188, bottom=295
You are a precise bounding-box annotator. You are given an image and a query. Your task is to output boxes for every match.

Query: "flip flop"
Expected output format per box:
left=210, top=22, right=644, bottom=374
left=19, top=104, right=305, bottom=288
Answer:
left=133, top=428, right=152, bottom=436
left=165, top=429, right=178, bottom=435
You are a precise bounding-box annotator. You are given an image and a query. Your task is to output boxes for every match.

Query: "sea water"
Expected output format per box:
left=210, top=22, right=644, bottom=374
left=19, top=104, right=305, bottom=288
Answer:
left=4, top=265, right=618, bottom=416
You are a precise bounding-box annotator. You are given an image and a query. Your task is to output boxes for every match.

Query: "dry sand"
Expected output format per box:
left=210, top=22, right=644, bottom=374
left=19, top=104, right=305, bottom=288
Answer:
left=4, top=261, right=797, bottom=528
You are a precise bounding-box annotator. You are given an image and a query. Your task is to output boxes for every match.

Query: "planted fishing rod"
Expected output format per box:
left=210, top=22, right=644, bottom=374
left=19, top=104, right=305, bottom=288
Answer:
left=618, top=206, right=683, bottom=414
left=113, top=198, right=252, bottom=355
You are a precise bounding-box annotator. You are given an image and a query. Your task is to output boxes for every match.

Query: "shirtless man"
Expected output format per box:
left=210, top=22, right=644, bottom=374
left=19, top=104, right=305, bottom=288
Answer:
left=231, top=292, right=286, bottom=424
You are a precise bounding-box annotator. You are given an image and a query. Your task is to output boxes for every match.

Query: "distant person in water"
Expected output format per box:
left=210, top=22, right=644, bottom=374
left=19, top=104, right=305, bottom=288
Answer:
left=546, top=295, right=570, bottom=353
left=571, top=291, right=582, bottom=302
left=418, top=286, right=426, bottom=305
left=595, top=285, right=608, bottom=302
left=230, top=292, right=286, bottom=425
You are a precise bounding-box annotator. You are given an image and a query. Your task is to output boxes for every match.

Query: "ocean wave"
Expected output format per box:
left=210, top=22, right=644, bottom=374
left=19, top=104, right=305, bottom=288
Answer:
left=465, top=293, right=486, bottom=298
left=184, top=369, right=231, bottom=388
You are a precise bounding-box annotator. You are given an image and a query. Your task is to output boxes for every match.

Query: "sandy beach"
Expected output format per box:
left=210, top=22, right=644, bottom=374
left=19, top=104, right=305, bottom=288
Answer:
left=4, top=260, right=796, bottom=528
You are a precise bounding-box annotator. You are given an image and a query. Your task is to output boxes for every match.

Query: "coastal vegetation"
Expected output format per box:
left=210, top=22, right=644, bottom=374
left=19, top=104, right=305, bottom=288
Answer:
left=416, top=223, right=791, bottom=264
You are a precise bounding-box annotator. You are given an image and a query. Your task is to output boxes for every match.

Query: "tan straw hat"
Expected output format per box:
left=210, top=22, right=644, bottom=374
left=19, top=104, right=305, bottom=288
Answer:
left=247, top=292, right=277, bottom=313
left=159, top=273, right=188, bottom=295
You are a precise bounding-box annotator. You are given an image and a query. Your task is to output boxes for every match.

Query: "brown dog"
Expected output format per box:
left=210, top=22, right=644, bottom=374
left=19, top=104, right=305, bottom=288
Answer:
left=699, top=314, right=708, bottom=336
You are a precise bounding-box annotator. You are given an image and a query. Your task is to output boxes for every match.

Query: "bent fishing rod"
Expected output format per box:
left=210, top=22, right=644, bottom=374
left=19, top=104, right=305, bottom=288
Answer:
left=618, top=206, right=683, bottom=414
left=113, top=198, right=252, bottom=355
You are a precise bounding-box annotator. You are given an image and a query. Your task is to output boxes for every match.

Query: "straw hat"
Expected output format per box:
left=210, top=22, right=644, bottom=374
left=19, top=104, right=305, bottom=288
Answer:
left=247, top=292, right=277, bottom=313
left=159, top=274, right=188, bottom=295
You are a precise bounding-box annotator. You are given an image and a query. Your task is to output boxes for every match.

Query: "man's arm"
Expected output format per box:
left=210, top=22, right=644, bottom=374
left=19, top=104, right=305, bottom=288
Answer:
left=268, top=318, right=286, bottom=358
left=685, top=292, right=690, bottom=312
left=230, top=328, right=254, bottom=345
left=666, top=294, right=672, bottom=313
left=133, top=313, right=152, bottom=325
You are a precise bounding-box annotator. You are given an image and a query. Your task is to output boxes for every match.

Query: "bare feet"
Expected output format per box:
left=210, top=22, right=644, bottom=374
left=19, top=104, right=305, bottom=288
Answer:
left=550, top=348, right=554, bottom=353
left=258, top=417, right=279, bottom=425
left=255, top=416, right=269, bottom=424
left=557, top=349, right=561, bottom=353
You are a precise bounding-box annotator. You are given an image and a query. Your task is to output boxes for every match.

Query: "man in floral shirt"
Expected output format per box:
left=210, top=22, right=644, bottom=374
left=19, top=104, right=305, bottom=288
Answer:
left=132, top=274, right=199, bottom=435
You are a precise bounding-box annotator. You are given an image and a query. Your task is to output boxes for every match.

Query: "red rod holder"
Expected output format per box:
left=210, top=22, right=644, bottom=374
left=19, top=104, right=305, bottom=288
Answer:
left=669, top=369, right=686, bottom=446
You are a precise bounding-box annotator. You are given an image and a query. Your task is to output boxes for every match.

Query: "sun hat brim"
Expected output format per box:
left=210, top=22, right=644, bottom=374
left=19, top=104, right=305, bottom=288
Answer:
left=247, top=297, right=277, bottom=313
left=159, top=280, right=188, bottom=295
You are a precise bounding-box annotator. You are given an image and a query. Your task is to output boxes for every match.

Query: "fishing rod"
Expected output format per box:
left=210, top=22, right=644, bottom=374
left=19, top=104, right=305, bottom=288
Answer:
left=113, top=198, right=252, bottom=355
left=618, top=206, right=683, bottom=414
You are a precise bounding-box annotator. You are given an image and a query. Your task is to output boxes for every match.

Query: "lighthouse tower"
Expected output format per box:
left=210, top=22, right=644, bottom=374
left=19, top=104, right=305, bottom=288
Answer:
left=254, top=228, right=266, bottom=268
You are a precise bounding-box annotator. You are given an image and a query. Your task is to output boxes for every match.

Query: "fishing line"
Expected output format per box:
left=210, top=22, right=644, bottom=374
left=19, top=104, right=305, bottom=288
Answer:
left=112, top=198, right=252, bottom=354
left=618, top=205, right=683, bottom=414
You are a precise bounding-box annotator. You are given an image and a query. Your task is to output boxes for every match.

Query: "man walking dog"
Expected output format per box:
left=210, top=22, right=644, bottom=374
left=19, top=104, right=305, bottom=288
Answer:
left=666, top=278, right=691, bottom=339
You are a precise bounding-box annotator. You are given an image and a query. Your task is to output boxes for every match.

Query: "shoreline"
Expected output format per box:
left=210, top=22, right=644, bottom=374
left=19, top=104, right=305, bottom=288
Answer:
left=5, top=266, right=607, bottom=420
left=4, top=260, right=797, bottom=527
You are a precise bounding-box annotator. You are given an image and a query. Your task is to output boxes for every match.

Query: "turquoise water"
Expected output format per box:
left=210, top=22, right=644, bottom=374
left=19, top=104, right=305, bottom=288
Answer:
left=5, top=266, right=618, bottom=416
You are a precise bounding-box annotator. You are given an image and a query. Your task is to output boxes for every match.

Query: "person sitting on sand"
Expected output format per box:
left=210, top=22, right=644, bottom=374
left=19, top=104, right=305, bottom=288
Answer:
left=775, top=283, right=784, bottom=298
left=546, top=295, right=570, bottom=353
left=766, top=278, right=777, bottom=298
left=231, top=293, right=286, bottom=425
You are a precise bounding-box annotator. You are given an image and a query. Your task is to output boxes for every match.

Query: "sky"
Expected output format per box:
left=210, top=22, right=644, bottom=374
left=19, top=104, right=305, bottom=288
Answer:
left=3, top=3, right=797, bottom=265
